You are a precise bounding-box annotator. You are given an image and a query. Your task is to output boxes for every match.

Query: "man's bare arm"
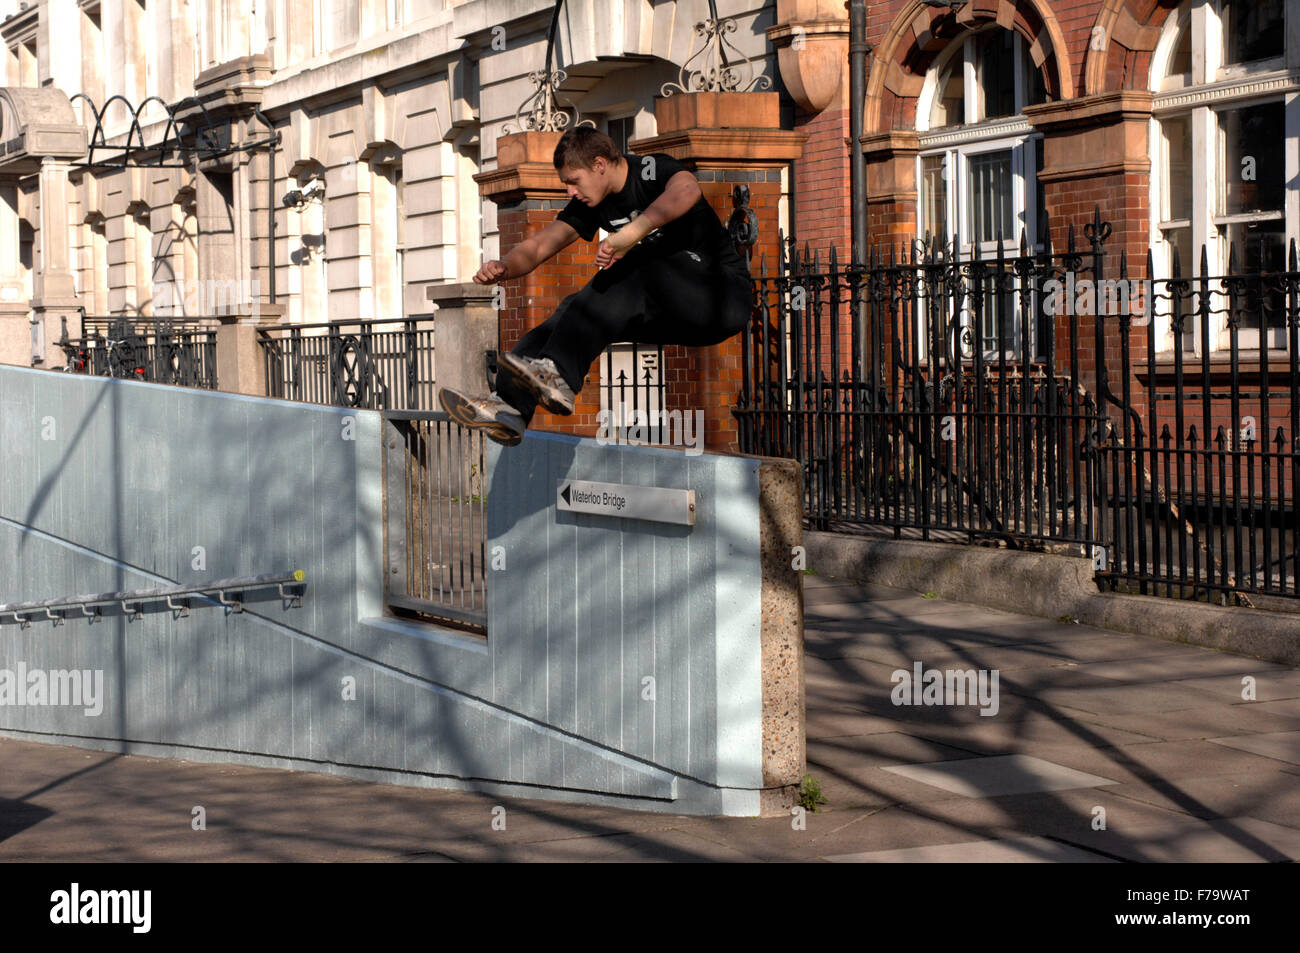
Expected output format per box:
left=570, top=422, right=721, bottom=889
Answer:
left=473, top=219, right=580, bottom=284
left=593, top=170, right=703, bottom=268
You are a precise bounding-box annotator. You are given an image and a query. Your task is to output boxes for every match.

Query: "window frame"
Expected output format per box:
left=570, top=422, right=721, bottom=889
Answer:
left=1148, top=0, right=1297, bottom=355
left=916, top=27, right=1049, bottom=364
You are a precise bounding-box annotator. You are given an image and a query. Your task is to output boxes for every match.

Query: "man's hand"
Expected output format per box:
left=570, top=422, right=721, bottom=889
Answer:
left=474, top=259, right=509, bottom=284
left=595, top=225, right=646, bottom=269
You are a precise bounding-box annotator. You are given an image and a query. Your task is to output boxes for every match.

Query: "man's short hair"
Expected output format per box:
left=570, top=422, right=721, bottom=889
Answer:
left=553, top=127, right=622, bottom=171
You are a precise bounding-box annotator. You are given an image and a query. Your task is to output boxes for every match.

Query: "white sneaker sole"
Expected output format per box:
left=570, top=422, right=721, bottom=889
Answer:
left=497, top=353, right=576, bottom=416
left=438, top=387, right=524, bottom=446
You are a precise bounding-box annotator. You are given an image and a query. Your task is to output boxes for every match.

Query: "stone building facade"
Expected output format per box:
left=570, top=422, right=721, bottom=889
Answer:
left=0, top=0, right=1295, bottom=450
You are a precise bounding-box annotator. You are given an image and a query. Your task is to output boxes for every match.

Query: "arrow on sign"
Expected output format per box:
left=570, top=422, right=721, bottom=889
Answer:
left=560, top=484, right=571, bottom=505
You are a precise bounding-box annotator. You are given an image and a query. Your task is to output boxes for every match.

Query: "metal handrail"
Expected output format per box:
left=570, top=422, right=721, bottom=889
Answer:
left=0, top=571, right=306, bottom=626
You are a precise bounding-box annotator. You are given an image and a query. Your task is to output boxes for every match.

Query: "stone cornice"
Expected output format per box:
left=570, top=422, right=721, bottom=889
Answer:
left=1035, top=158, right=1151, bottom=184
left=631, top=128, right=809, bottom=167
left=0, top=5, right=38, bottom=46
left=1153, top=69, right=1300, bottom=113
left=1023, top=90, right=1154, bottom=130
left=766, top=20, right=851, bottom=48
left=473, top=163, right=567, bottom=203
left=916, top=117, right=1034, bottom=149
left=859, top=130, right=919, bottom=159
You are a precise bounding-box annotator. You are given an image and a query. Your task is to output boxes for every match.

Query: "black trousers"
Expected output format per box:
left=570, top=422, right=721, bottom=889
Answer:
left=497, top=247, right=754, bottom=424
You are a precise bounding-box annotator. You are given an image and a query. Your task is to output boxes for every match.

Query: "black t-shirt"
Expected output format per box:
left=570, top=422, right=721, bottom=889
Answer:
left=556, top=152, right=748, bottom=273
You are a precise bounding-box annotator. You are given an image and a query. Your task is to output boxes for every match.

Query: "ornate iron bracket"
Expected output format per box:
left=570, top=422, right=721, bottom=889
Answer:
left=661, top=17, right=773, bottom=96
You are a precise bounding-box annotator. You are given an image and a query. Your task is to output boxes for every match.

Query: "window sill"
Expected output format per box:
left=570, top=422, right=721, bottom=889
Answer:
left=1135, top=350, right=1295, bottom=382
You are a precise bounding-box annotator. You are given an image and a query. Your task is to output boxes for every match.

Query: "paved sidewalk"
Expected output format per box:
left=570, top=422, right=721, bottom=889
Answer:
left=2, top=574, right=1298, bottom=861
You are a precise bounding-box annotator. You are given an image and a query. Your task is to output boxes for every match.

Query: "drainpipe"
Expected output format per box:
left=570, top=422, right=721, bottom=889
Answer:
left=849, top=0, right=870, bottom=266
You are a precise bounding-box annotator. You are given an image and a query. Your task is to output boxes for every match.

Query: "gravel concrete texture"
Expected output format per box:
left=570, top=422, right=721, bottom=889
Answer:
left=1, top=574, right=1296, bottom=862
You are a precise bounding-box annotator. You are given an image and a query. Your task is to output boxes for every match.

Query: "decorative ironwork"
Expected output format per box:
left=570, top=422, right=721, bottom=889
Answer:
left=502, top=68, right=599, bottom=135
left=502, top=2, right=598, bottom=135
left=660, top=17, right=773, bottom=96
left=727, top=184, right=759, bottom=255
left=56, top=315, right=218, bottom=389
left=69, top=94, right=278, bottom=169
left=505, top=0, right=770, bottom=133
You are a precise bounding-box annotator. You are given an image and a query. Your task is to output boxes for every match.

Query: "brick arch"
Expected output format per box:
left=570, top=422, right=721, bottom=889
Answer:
left=865, top=0, right=1075, bottom=134
left=1083, top=0, right=1183, bottom=95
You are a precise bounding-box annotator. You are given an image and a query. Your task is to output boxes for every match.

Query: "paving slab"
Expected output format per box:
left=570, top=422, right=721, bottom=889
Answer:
left=1208, top=730, right=1300, bottom=768
left=885, top=789, right=1300, bottom=862
left=1075, top=652, right=1278, bottom=683
left=898, top=710, right=1160, bottom=754
left=1170, top=670, right=1300, bottom=702
left=881, top=754, right=1118, bottom=798
left=1100, top=772, right=1300, bottom=830
left=1080, top=702, right=1300, bottom=742
left=1034, top=680, right=1230, bottom=716
left=823, top=836, right=1115, bottom=863
left=1015, top=738, right=1291, bottom=787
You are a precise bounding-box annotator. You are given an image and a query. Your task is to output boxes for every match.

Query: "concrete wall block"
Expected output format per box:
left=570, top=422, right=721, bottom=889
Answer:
left=0, top=367, right=788, bottom=815
left=401, top=143, right=446, bottom=183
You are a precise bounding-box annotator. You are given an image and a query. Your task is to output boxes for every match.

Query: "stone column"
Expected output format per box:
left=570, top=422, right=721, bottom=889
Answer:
left=0, top=177, right=32, bottom=367
left=426, top=280, right=498, bottom=400
left=30, top=158, right=82, bottom=367
left=635, top=91, right=808, bottom=452
left=214, top=302, right=284, bottom=396
left=860, top=130, right=919, bottom=249
left=425, top=281, right=498, bottom=497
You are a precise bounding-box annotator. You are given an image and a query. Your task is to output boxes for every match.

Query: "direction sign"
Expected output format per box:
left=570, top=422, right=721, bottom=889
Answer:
left=556, top=479, right=695, bottom=526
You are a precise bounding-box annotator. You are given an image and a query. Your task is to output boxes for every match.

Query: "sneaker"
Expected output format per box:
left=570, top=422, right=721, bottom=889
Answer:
left=438, top=387, right=525, bottom=446
left=497, top=353, right=576, bottom=416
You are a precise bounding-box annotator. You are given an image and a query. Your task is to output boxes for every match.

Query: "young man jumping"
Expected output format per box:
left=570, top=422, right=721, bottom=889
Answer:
left=438, top=126, right=755, bottom=446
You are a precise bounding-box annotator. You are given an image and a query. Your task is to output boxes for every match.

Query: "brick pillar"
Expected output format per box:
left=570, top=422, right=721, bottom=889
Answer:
left=473, top=131, right=602, bottom=436
left=1026, top=91, right=1155, bottom=402
left=767, top=0, right=852, bottom=258
left=790, top=103, right=851, bottom=256
left=636, top=92, right=808, bottom=452
left=861, top=130, right=920, bottom=251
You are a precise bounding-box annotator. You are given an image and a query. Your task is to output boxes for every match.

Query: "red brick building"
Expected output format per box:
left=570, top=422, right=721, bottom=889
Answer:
left=481, top=0, right=1295, bottom=455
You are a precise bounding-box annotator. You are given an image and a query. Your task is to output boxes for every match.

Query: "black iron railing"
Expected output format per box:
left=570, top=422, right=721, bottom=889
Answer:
left=736, top=210, right=1300, bottom=604
left=1097, top=243, right=1300, bottom=602
left=57, top=316, right=218, bottom=389
left=737, top=218, right=1109, bottom=549
left=383, top=410, right=488, bottom=633
left=599, top=342, right=668, bottom=440
left=258, top=319, right=435, bottom=410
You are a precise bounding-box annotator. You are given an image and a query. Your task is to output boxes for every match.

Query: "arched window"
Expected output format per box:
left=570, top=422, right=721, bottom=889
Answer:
left=917, top=26, right=1050, bottom=356
left=1150, top=0, right=1295, bottom=352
